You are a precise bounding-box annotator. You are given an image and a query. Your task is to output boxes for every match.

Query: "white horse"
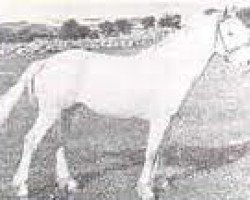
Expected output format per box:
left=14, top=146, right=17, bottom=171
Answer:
left=0, top=5, right=249, bottom=200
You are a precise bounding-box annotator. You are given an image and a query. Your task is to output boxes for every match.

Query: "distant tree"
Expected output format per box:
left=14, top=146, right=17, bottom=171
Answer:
left=114, top=19, right=133, bottom=34
left=98, top=21, right=116, bottom=37
left=237, top=7, right=250, bottom=27
left=141, top=16, right=156, bottom=29
left=0, top=30, right=5, bottom=43
left=158, top=14, right=181, bottom=29
left=60, top=19, right=80, bottom=40
left=0, top=28, right=15, bottom=42
left=17, top=27, right=34, bottom=42
left=88, top=30, right=99, bottom=39
left=158, top=14, right=174, bottom=28
left=172, top=14, right=182, bottom=29
left=30, top=30, right=50, bottom=39
left=18, top=27, right=30, bottom=36
left=78, top=25, right=91, bottom=39
left=6, top=32, right=18, bottom=43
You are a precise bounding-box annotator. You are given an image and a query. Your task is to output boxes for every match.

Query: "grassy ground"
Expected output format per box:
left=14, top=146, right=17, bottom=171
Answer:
left=1, top=52, right=250, bottom=199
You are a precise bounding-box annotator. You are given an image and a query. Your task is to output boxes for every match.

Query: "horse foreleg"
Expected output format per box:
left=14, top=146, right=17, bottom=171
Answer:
left=55, top=109, right=78, bottom=192
left=12, top=108, right=60, bottom=196
left=137, top=118, right=169, bottom=200
left=56, top=146, right=78, bottom=191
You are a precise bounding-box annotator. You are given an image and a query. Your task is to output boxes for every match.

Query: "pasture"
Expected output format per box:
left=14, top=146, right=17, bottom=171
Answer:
left=1, top=51, right=250, bottom=199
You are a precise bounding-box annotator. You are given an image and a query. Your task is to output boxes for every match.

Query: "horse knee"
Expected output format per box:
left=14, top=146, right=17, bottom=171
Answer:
left=23, top=134, right=38, bottom=151
left=145, top=149, right=158, bottom=165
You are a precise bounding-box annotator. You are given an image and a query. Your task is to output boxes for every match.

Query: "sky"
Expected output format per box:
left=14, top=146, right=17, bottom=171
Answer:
left=0, top=0, right=249, bottom=24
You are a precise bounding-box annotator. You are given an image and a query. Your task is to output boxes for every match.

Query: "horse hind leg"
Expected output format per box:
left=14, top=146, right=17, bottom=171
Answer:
left=12, top=105, right=61, bottom=197
left=55, top=108, right=78, bottom=192
left=56, top=146, right=78, bottom=192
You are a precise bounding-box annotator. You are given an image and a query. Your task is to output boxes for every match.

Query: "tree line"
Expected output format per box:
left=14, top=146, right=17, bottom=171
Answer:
left=2, top=6, right=250, bottom=44
left=0, top=13, right=181, bottom=43
left=60, top=14, right=181, bottom=40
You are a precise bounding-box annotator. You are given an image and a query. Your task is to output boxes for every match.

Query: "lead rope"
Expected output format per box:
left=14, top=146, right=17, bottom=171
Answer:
left=217, top=23, right=230, bottom=53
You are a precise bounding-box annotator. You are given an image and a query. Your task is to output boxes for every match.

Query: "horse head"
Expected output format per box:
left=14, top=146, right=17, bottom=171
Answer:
left=209, top=5, right=250, bottom=57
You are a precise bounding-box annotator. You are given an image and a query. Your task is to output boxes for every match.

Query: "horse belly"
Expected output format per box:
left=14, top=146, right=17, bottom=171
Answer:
left=79, top=84, right=156, bottom=119
left=78, top=56, right=195, bottom=119
left=77, top=66, right=160, bottom=119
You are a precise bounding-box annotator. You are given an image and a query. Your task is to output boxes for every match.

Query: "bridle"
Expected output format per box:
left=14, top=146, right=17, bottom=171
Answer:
left=214, top=18, right=230, bottom=53
left=213, top=12, right=250, bottom=57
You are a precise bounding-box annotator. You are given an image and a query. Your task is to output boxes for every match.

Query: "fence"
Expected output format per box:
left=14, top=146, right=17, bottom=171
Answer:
left=0, top=27, right=173, bottom=59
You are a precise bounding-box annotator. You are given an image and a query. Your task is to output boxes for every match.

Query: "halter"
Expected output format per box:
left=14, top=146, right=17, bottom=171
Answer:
left=213, top=13, right=249, bottom=56
left=214, top=19, right=229, bottom=53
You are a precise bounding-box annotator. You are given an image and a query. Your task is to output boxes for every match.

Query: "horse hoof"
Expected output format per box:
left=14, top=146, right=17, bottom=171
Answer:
left=57, top=178, right=78, bottom=192
left=12, top=174, right=21, bottom=188
left=67, top=179, right=78, bottom=192
left=137, top=181, right=155, bottom=200
left=14, top=183, right=28, bottom=197
left=12, top=174, right=28, bottom=197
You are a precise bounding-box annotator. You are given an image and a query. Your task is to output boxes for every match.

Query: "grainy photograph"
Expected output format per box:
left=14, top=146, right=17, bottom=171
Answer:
left=1, top=0, right=250, bottom=199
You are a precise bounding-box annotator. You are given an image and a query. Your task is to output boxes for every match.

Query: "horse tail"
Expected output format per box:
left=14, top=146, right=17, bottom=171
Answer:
left=26, top=60, right=45, bottom=103
left=0, top=60, right=45, bottom=126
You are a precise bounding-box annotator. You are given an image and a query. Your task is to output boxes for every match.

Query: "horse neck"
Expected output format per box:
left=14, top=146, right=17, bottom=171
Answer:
left=139, top=14, right=218, bottom=60
left=139, top=13, right=220, bottom=84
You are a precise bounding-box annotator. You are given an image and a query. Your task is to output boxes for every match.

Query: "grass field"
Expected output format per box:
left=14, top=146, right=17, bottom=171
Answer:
left=1, top=52, right=250, bottom=199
